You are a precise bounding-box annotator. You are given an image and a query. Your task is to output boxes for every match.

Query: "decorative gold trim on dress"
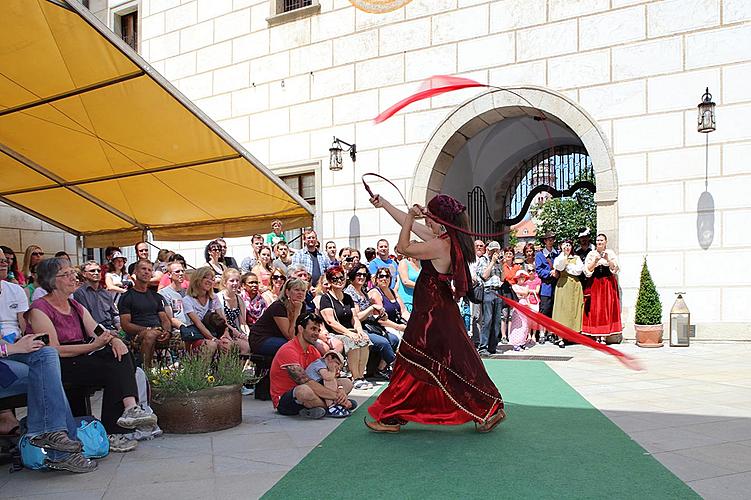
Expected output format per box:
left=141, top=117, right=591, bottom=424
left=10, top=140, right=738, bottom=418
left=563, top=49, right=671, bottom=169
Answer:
left=396, top=341, right=503, bottom=423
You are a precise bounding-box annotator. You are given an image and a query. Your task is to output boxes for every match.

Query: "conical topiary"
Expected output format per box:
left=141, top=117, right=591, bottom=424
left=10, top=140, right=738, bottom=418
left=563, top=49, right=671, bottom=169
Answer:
left=634, top=257, right=662, bottom=325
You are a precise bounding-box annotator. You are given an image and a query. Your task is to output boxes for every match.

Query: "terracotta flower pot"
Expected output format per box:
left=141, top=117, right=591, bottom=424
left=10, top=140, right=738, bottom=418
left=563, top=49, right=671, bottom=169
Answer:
left=151, top=384, right=242, bottom=434
left=635, top=324, right=664, bottom=348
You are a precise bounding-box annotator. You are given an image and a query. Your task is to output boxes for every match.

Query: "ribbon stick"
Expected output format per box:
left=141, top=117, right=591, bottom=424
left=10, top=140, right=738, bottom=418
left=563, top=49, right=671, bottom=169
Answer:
left=499, top=296, right=643, bottom=371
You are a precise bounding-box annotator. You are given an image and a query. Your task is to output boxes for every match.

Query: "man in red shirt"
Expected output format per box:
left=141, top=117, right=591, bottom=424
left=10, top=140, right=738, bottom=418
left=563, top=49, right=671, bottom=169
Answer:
left=270, top=313, right=354, bottom=418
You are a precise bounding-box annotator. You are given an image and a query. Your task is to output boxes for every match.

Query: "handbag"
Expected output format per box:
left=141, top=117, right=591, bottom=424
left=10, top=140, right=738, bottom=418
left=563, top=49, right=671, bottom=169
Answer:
left=179, top=324, right=204, bottom=342
left=362, top=318, right=388, bottom=337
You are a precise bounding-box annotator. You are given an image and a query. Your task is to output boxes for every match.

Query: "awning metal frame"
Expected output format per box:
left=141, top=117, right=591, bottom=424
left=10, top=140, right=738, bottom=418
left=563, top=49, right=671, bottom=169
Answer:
left=1, top=0, right=314, bottom=243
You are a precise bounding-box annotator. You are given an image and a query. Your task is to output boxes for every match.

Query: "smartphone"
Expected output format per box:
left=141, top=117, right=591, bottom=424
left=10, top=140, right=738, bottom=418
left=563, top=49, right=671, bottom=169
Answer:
left=93, top=324, right=106, bottom=336
left=35, top=334, right=50, bottom=345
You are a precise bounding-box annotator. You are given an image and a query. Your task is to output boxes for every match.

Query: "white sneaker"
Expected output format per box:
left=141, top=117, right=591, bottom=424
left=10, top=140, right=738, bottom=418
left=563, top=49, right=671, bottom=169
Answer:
left=241, top=386, right=254, bottom=396
left=122, top=424, right=163, bottom=442
left=108, top=434, right=138, bottom=453
left=117, top=404, right=158, bottom=429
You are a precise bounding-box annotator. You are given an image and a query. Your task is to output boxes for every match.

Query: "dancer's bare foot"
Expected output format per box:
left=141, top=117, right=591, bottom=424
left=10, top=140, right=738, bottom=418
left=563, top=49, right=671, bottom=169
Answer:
left=364, top=417, right=401, bottom=433
left=475, top=408, right=506, bottom=433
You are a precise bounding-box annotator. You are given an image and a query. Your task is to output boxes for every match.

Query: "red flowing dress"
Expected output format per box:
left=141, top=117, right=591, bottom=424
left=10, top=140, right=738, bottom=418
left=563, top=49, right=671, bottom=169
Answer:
left=368, top=260, right=503, bottom=425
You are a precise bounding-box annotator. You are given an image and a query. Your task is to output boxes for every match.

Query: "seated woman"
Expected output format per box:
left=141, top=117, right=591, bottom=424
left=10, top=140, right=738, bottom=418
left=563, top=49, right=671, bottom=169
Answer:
left=310, top=277, right=344, bottom=356
left=182, top=267, right=224, bottom=356
left=318, top=266, right=372, bottom=390
left=215, top=268, right=250, bottom=355
left=0, top=335, right=96, bottom=473
left=249, top=278, right=308, bottom=357
left=262, top=268, right=287, bottom=306
left=345, top=264, right=398, bottom=379
left=368, top=266, right=410, bottom=339
left=251, top=246, right=274, bottom=293
left=241, top=272, right=267, bottom=325
left=26, top=258, right=157, bottom=453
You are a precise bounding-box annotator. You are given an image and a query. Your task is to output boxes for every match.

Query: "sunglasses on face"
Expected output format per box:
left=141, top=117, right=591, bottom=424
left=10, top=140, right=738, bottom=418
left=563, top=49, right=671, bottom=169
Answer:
left=86, top=268, right=101, bottom=273
left=330, top=276, right=345, bottom=283
left=31, top=252, right=44, bottom=257
left=210, top=247, right=221, bottom=252
left=377, top=274, right=390, bottom=279
left=355, top=272, right=368, bottom=277
left=272, top=275, right=286, bottom=281
left=245, top=281, right=259, bottom=285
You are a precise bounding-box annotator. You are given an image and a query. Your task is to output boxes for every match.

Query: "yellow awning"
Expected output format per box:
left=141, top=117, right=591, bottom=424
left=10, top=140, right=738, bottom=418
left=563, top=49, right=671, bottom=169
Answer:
left=0, top=0, right=313, bottom=247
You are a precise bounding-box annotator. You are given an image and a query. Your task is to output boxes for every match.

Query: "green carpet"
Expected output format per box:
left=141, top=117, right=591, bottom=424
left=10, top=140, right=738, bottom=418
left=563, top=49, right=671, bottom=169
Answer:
left=263, top=361, right=698, bottom=499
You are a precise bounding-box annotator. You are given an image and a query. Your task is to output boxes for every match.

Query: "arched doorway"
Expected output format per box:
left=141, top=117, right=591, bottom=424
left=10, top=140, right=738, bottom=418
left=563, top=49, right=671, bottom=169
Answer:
left=410, top=87, right=618, bottom=249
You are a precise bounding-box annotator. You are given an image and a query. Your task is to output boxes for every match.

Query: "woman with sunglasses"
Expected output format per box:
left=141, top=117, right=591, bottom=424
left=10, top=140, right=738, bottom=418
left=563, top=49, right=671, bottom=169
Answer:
left=369, top=267, right=410, bottom=337
left=262, top=268, right=287, bottom=306
left=22, top=245, right=44, bottom=284
left=1, top=246, right=25, bottom=285
left=345, top=265, right=398, bottom=380
left=240, top=272, right=267, bottom=325
left=365, top=194, right=505, bottom=434
left=205, top=240, right=228, bottom=287
left=318, top=266, right=372, bottom=390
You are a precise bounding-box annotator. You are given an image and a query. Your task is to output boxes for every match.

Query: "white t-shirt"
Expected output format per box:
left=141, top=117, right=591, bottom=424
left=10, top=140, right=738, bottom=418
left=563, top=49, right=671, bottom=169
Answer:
left=0, top=281, right=29, bottom=341
left=182, top=295, right=222, bottom=326
left=31, top=286, right=48, bottom=302
left=159, top=286, right=187, bottom=325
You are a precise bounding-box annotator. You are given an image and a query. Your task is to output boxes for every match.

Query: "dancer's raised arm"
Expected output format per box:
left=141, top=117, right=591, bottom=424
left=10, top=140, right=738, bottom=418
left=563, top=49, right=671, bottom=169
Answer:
left=369, top=195, right=435, bottom=241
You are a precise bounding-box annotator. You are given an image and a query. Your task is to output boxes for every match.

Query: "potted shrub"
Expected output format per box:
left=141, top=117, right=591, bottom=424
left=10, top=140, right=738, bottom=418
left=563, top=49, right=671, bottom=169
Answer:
left=149, top=348, right=248, bottom=433
left=634, top=257, right=664, bottom=348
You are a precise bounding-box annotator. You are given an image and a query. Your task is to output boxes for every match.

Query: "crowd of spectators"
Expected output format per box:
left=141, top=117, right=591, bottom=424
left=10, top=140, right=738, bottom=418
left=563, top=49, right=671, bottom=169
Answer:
left=0, top=218, right=622, bottom=472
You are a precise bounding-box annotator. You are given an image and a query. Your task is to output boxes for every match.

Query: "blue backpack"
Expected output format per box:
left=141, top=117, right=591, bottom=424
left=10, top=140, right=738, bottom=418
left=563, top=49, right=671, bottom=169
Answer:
left=19, top=416, right=109, bottom=470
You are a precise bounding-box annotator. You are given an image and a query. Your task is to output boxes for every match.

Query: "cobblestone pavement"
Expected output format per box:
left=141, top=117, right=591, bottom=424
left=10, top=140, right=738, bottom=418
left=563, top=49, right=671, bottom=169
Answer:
left=1, top=341, right=749, bottom=499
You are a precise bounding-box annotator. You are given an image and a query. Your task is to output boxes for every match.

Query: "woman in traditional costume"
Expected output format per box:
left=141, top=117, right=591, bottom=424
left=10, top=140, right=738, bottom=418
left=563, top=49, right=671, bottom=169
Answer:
left=365, top=194, right=505, bottom=434
left=551, top=240, right=584, bottom=346
left=582, top=234, right=621, bottom=343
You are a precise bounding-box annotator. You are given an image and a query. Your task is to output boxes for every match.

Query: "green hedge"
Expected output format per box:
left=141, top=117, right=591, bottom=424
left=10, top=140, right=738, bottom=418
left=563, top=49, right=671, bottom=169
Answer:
left=634, top=257, right=662, bottom=325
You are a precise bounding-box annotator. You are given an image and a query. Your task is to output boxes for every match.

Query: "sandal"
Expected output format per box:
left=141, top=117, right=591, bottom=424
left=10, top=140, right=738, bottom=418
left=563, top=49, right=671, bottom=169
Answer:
left=363, top=417, right=401, bottom=433
left=475, top=408, right=507, bottom=433
left=326, top=405, right=351, bottom=418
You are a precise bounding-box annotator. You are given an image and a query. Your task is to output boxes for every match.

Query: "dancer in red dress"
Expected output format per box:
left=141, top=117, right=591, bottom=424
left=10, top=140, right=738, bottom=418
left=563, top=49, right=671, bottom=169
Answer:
left=365, top=194, right=505, bottom=433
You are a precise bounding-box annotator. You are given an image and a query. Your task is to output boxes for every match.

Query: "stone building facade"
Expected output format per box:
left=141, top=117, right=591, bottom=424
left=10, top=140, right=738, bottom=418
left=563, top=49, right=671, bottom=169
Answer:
left=6, top=0, right=750, bottom=335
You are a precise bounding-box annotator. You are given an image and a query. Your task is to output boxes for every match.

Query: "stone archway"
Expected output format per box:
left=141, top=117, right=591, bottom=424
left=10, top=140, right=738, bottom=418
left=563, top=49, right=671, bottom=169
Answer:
left=410, top=87, right=618, bottom=249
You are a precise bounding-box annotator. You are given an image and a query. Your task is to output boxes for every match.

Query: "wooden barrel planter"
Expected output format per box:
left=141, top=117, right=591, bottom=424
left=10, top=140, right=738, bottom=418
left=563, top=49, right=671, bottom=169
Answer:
left=151, top=384, right=242, bottom=434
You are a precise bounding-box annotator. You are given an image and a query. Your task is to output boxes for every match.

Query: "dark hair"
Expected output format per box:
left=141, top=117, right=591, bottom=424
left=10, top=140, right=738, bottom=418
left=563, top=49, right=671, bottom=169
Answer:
left=376, top=238, right=388, bottom=247
left=596, top=233, right=608, bottom=241
left=104, top=246, right=121, bottom=259
left=0, top=246, right=21, bottom=279
left=169, top=253, right=186, bottom=264
left=338, top=246, right=350, bottom=258
left=562, top=239, right=574, bottom=247
left=135, top=241, right=148, bottom=251
left=54, top=251, right=70, bottom=259
left=204, top=239, right=221, bottom=263
left=36, top=257, right=68, bottom=293
left=502, top=246, right=514, bottom=254
left=296, top=312, right=323, bottom=330
left=523, top=242, right=535, bottom=256
left=375, top=266, right=392, bottom=278
left=324, top=265, right=345, bottom=282
left=364, top=247, right=376, bottom=261
left=347, top=263, right=370, bottom=286
left=427, top=196, right=475, bottom=269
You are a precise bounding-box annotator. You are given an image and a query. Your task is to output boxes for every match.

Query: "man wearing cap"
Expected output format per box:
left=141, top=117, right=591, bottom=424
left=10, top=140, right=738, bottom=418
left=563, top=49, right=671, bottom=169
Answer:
left=270, top=313, right=354, bottom=419
left=475, top=241, right=504, bottom=355
left=535, top=232, right=559, bottom=343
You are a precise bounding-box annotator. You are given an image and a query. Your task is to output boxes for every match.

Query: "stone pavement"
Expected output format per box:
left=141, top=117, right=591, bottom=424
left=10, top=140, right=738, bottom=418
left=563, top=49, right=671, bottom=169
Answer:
left=1, top=341, right=750, bottom=499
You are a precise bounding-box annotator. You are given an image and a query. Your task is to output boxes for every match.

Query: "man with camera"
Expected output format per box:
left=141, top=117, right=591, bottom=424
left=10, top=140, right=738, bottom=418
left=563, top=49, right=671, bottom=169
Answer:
left=476, top=241, right=505, bottom=355
left=119, top=259, right=173, bottom=369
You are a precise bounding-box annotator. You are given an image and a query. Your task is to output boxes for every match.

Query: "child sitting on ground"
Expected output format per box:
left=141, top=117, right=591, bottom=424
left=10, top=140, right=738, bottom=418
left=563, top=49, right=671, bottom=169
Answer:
left=304, top=350, right=352, bottom=418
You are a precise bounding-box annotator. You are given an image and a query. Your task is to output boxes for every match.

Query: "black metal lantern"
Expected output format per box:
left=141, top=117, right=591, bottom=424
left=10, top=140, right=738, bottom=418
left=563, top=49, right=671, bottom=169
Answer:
left=329, top=137, right=356, bottom=172
left=697, top=87, right=716, bottom=133
left=669, top=293, right=691, bottom=347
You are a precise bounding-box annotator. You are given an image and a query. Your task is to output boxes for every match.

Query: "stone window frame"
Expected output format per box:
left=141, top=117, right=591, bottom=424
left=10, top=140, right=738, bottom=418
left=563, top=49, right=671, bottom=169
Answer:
left=274, top=160, right=322, bottom=249
left=267, top=0, right=321, bottom=27
left=109, top=0, right=140, bottom=52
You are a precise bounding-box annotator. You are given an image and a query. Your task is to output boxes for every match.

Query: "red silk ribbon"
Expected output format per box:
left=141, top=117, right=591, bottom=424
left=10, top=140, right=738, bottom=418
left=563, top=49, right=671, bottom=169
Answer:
left=374, top=75, right=488, bottom=123
left=499, top=295, right=642, bottom=371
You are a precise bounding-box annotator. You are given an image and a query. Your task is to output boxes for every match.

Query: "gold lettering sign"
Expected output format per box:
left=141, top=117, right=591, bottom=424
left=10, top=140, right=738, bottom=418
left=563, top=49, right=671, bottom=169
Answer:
left=348, top=0, right=413, bottom=13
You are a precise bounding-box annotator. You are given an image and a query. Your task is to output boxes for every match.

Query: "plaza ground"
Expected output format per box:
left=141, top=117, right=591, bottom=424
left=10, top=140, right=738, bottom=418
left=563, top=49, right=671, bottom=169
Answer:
left=2, top=341, right=750, bottom=499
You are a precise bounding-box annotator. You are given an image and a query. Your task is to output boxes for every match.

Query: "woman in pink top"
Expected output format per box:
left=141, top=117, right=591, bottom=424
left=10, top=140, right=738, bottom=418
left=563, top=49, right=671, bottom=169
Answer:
left=26, top=258, right=157, bottom=452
